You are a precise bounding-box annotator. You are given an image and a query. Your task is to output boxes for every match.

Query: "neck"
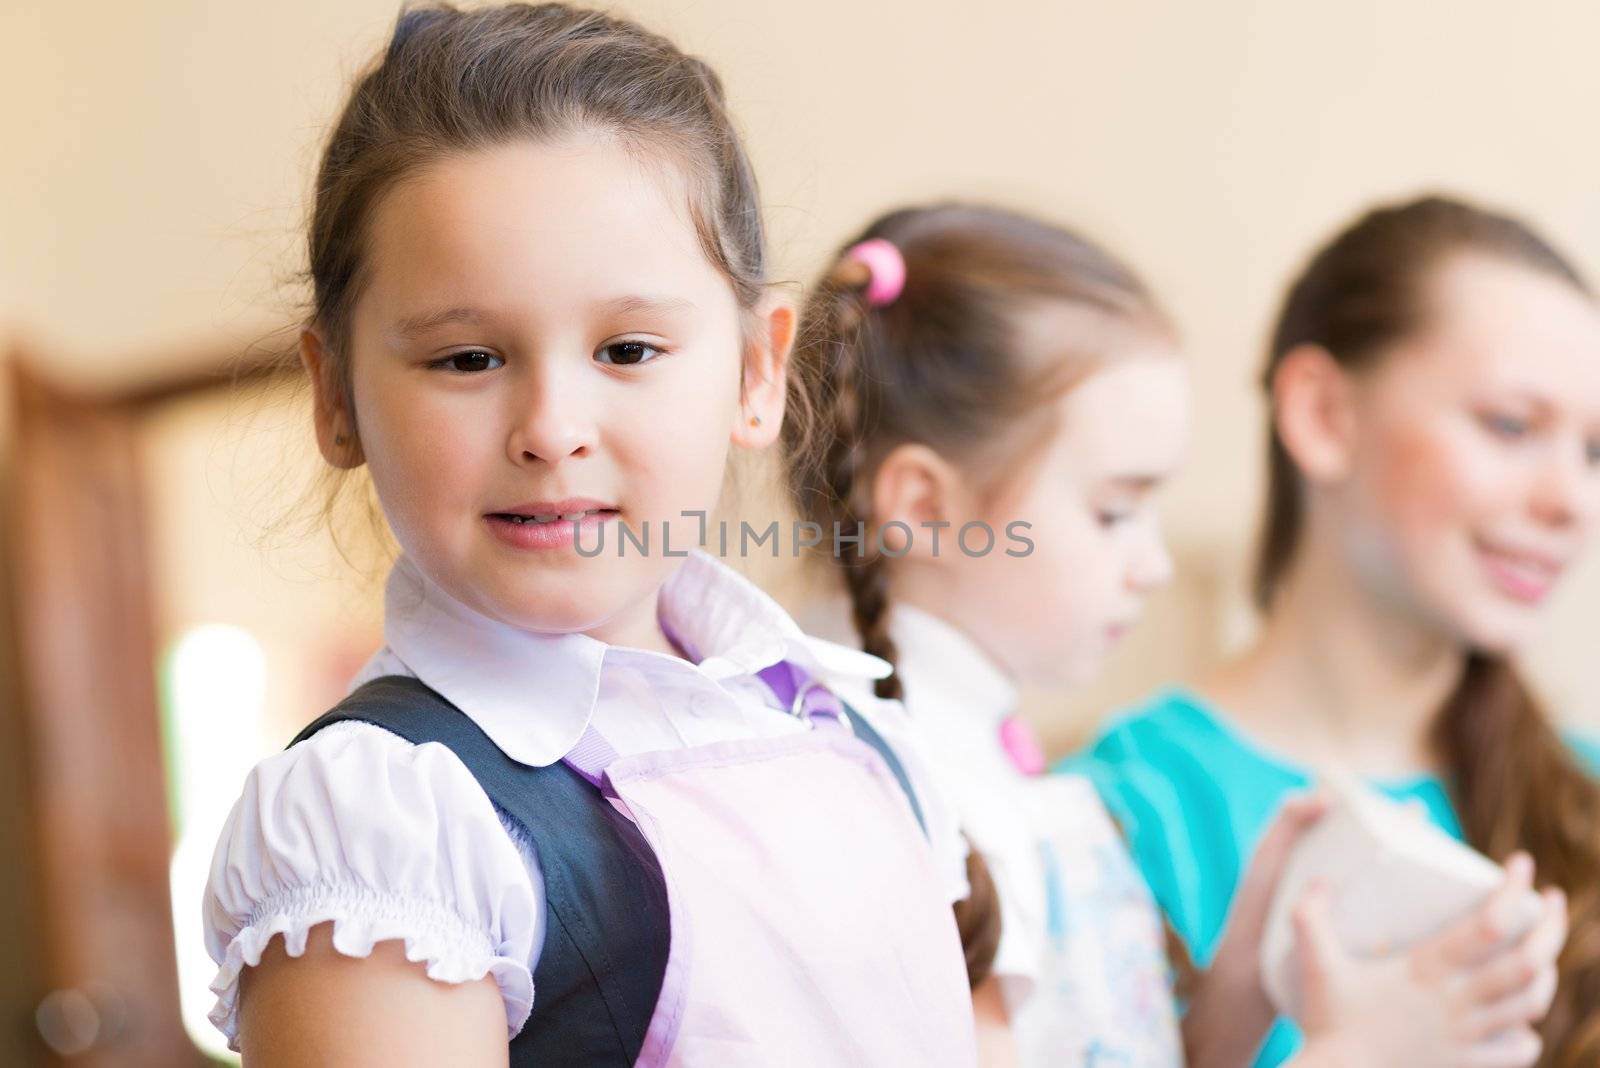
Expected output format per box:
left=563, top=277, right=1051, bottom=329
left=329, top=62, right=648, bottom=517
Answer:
left=891, top=562, right=1022, bottom=688
left=1206, top=530, right=1465, bottom=776
left=581, top=589, right=682, bottom=659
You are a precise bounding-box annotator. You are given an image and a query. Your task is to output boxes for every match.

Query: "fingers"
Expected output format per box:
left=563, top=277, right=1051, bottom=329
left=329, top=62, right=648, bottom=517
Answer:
left=1464, top=887, right=1568, bottom=1007
left=1237, top=792, right=1330, bottom=908
left=1459, top=886, right=1566, bottom=1042
left=1463, top=965, right=1558, bottom=1042
left=1415, top=853, right=1535, bottom=977
left=1223, top=791, right=1332, bottom=967
left=1280, top=790, right=1333, bottom=833
left=1463, top=1027, right=1543, bottom=1068
left=1292, top=882, right=1345, bottom=1020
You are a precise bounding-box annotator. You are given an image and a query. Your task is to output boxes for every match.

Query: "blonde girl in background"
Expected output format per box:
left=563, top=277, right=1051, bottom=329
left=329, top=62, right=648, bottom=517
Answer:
left=201, top=6, right=992, bottom=1064
left=791, top=202, right=1571, bottom=1067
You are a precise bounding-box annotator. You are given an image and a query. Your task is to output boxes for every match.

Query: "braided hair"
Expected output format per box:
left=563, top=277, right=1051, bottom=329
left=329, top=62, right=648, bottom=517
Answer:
left=783, top=203, right=1172, bottom=987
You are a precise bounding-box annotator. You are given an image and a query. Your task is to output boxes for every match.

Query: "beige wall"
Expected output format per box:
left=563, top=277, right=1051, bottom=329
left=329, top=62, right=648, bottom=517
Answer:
left=4, top=0, right=1598, bottom=739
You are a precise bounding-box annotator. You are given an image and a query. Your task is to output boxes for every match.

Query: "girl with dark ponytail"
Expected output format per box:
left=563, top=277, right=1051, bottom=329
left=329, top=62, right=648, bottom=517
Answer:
left=1071, top=194, right=1598, bottom=1067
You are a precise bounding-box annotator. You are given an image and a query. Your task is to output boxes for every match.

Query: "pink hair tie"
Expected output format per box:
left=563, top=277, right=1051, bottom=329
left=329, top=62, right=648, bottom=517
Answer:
left=844, top=238, right=906, bottom=307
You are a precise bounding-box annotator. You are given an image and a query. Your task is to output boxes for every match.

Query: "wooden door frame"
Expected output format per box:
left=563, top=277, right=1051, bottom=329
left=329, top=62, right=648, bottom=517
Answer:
left=3, top=344, right=287, bottom=1066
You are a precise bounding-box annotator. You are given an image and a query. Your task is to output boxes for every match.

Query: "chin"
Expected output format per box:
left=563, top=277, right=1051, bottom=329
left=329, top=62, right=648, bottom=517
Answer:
left=1038, top=652, right=1104, bottom=693
left=1445, top=601, right=1542, bottom=658
left=474, top=578, right=619, bottom=636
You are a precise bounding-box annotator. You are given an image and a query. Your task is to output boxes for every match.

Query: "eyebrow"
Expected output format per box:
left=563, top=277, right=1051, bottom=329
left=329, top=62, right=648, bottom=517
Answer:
left=597, top=295, right=697, bottom=318
left=390, top=296, right=696, bottom=341
left=1103, top=474, right=1167, bottom=493
left=391, top=306, right=493, bottom=340
left=1484, top=388, right=1556, bottom=412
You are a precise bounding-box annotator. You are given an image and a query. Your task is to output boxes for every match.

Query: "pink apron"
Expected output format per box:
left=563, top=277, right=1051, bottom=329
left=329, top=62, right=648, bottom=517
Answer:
left=563, top=684, right=978, bottom=1067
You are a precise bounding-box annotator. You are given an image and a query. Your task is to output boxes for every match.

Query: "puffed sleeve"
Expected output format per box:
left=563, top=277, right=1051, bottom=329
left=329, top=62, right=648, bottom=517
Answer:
left=201, top=721, right=542, bottom=1050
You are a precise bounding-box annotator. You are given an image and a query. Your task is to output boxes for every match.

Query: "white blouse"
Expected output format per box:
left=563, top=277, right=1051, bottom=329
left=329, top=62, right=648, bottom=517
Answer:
left=202, top=552, right=969, bottom=1050
left=832, top=604, right=1181, bottom=1067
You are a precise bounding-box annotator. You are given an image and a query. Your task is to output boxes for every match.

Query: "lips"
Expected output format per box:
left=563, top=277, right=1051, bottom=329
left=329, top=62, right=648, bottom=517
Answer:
left=484, top=498, right=618, bottom=552
left=488, top=498, right=618, bottom=525
left=1105, top=615, right=1140, bottom=643
left=1474, top=537, right=1567, bottom=604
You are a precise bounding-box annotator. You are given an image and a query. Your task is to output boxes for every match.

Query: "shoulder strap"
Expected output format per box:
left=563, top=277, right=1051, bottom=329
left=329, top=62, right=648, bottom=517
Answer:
left=837, top=701, right=928, bottom=837
left=292, top=675, right=669, bottom=1068
left=754, top=661, right=929, bottom=838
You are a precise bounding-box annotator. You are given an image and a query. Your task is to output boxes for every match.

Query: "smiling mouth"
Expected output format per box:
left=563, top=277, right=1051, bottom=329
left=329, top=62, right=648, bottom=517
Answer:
left=491, top=509, right=616, bottom=525
left=1473, top=538, right=1565, bottom=603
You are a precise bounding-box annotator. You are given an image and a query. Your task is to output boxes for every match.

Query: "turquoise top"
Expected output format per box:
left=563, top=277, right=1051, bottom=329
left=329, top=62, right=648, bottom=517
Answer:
left=1058, top=688, right=1600, bottom=1067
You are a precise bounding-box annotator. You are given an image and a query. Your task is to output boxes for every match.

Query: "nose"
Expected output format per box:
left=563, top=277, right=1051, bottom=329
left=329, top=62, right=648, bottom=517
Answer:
left=1128, top=523, right=1175, bottom=594
left=506, top=355, right=596, bottom=466
left=1530, top=442, right=1596, bottom=531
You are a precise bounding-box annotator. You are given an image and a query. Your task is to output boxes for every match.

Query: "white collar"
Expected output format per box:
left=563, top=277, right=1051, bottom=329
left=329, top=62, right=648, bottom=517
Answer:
left=890, top=603, right=1019, bottom=726
left=374, top=551, right=890, bottom=766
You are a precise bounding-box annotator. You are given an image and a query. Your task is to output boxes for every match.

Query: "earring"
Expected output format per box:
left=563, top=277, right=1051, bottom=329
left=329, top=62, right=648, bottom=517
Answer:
left=748, top=415, right=762, bottom=428
left=334, top=433, right=347, bottom=446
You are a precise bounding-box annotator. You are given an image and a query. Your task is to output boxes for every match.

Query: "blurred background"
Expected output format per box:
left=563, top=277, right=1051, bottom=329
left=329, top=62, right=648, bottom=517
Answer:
left=2, top=1, right=1598, bottom=1063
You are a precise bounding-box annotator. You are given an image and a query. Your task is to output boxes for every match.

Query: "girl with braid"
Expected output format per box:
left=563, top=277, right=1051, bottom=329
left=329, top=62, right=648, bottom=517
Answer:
left=787, top=206, right=1194, bottom=1066
left=790, top=202, right=1572, bottom=1067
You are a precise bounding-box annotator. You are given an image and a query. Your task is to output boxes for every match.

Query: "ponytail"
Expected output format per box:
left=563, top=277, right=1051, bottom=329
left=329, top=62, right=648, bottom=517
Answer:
left=1433, top=656, right=1600, bottom=1064
left=1256, top=195, right=1600, bottom=1063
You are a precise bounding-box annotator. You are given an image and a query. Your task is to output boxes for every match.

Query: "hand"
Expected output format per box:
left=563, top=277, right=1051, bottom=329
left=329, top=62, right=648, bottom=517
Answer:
left=971, top=974, right=1019, bottom=1068
left=1294, top=852, right=1566, bottom=1068
left=1184, top=793, right=1329, bottom=1068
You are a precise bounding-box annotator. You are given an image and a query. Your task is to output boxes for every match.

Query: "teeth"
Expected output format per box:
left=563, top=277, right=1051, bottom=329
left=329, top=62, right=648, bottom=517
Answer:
left=505, top=510, right=601, bottom=525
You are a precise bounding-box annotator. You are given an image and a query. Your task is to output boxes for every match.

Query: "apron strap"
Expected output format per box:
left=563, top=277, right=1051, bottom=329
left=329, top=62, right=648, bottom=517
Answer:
left=756, top=660, right=928, bottom=838
left=567, top=660, right=927, bottom=837
left=563, top=722, right=623, bottom=788
left=837, top=701, right=928, bottom=838
left=290, top=675, right=668, bottom=1067
left=756, top=660, right=847, bottom=723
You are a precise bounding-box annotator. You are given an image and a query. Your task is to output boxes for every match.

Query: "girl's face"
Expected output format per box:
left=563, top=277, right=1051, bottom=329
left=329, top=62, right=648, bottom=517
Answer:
left=955, top=348, right=1191, bottom=688
left=313, top=134, right=786, bottom=645
left=1330, top=255, right=1600, bottom=652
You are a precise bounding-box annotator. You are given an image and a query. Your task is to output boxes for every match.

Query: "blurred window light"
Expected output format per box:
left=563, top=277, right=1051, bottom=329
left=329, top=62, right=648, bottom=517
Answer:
left=162, top=623, right=268, bottom=1064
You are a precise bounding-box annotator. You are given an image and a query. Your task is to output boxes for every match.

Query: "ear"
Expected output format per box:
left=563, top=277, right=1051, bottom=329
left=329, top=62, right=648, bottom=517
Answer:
left=1270, top=344, right=1357, bottom=485
left=299, top=328, right=365, bottom=469
left=871, top=443, right=974, bottom=561
left=731, top=294, right=795, bottom=449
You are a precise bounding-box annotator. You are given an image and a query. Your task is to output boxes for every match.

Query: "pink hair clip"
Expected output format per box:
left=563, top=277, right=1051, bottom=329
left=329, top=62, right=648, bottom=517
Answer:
left=844, top=238, right=906, bottom=308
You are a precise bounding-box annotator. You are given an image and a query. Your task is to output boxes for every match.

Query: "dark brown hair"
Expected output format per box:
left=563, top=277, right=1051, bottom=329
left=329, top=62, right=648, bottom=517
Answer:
left=306, top=2, right=767, bottom=423
left=1257, top=194, right=1600, bottom=1064
left=786, top=204, right=1171, bottom=987
left=301, top=4, right=1009, bottom=999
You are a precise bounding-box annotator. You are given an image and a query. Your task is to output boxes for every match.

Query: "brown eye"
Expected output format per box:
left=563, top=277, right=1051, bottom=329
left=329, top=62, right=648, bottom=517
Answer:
left=596, top=341, right=663, bottom=366
left=432, top=350, right=503, bottom=373
left=1480, top=412, right=1532, bottom=440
